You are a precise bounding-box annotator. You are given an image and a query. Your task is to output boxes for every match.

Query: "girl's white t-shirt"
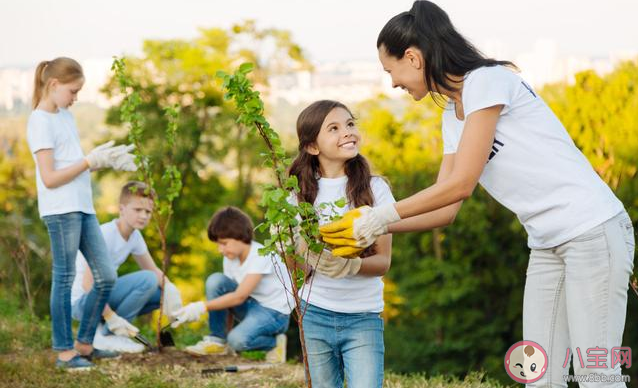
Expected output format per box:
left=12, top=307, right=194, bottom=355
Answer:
left=223, top=241, right=293, bottom=315
left=71, top=219, right=149, bottom=305
left=26, top=108, right=95, bottom=217
left=299, top=176, right=396, bottom=313
left=441, top=65, right=624, bottom=249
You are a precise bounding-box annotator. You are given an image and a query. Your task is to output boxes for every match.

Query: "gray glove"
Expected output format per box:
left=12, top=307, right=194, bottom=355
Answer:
left=304, top=248, right=362, bottom=279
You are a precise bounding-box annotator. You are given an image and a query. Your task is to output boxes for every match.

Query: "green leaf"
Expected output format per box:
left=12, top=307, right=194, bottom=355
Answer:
left=239, top=62, right=254, bottom=74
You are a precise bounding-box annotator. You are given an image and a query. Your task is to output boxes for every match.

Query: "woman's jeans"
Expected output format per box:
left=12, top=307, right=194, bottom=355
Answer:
left=301, top=301, right=384, bottom=388
left=205, top=273, right=290, bottom=351
left=524, top=211, right=635, bottom=387
left=73, top=270, right=161, bottom=327
left=43, top=212, right=116, bottom=351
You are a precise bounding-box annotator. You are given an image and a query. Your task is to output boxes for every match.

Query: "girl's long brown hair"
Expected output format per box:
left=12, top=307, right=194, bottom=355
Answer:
left=289, top=100, right=377, bottom=257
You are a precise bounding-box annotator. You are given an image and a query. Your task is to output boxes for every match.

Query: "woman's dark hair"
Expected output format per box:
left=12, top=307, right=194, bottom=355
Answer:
left=377, top=0, right=516, bottom=97
left=289, top=100, right=377, bottom=256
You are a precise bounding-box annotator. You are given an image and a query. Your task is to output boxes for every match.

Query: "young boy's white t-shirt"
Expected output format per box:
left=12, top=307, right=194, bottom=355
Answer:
left=299, top=176, right=396, bottom=314
left=223, top=241, right=293, bottom=315
left=26, top=108, right=95, bottom=217
left=71, top=219, right=148, bottom=304
left=441, top=65, right=624, bottom=249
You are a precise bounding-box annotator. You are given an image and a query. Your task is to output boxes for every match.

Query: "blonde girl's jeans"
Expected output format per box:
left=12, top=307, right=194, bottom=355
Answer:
left=523, top=211, right=635, bottom=387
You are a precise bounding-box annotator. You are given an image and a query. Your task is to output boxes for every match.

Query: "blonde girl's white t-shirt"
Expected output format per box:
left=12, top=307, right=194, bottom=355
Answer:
left=26, top=108, right=95, bottom=217
left=223, top=241, right=293, bottom=315
left=299, top=176, right=396, bottom=313
left=441, top=65, right=624, bottom=249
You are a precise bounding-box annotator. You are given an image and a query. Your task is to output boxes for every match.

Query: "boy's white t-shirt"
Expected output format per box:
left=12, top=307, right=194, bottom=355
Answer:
left=71, top=219, right=148, bottom=304
left=298, top=176, right=396, bottom=314
left=223, top=241, right=293, bottom=315
left=26, top=108, right=95, bottom=217
left=441, top=65, right=624, bottom=249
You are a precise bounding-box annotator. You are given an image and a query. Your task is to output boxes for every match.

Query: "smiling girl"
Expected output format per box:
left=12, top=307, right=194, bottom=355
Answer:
left=289, top=100, right=395, bottom=388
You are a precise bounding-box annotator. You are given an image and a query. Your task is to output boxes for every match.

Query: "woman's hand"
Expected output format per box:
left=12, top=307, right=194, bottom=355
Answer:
left=319, top=203, right=400, bottom=257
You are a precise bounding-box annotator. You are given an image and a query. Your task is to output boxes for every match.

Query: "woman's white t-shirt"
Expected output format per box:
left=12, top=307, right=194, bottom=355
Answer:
left=223, top=241, right=293, bottom=315
left=299, top=176, right=396, bottom=313
left=26, top=108, right=95, bottom=217
left=441, top=65, right=624, bottom=249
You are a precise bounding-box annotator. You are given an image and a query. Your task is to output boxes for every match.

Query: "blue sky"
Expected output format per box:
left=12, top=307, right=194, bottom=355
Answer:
left=1, top=0, right=636, bottom=67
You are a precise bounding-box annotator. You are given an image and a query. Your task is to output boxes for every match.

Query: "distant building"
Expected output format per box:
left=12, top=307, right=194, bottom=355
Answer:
left=0, top=50, right=635, bottom=112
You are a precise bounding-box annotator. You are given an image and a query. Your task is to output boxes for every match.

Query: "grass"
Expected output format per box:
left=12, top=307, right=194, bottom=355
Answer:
left=0, top=296, right=508, bottom=388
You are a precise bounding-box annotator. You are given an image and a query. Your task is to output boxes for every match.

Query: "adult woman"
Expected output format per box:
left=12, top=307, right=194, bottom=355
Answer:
left=320, top=2, right=635, bottom=386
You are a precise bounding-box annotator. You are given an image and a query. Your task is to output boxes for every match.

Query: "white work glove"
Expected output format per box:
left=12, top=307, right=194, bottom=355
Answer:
left=86, top=141, right=137, bottom=171
left=108, top=144, right=137, bottom=171
left=105, top=312, right=139, bottom=337
left=319, top=204, right=400, bottom=257
left=85, top=140, right=117, bottom=170
left=162, top=281, right=183, bottom=318
left=171, top=301, right=207, bottom=328
left=304, top=247, right=362, bottom=279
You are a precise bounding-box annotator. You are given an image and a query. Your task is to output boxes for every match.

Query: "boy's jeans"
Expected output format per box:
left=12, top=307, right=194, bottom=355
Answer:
left=301, top=301, right=384, bottom=388
left=205, top=273, right=290, bottom=351
left=524, top=211, right=635, bottom=387
left=73, top=270, right=161, bottom=327
left=43, top=212, right=116, bottom=350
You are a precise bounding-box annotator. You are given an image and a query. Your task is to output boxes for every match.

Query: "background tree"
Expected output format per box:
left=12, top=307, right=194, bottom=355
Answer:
left=100, top=20, right=311, bottom=287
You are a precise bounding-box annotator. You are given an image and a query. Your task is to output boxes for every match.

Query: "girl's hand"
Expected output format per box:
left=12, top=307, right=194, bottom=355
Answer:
left=110, top=146, right=137, bottom=171
left=85, top=142, right=137, bottom=171
left=85, top=140, right=117, bottom=170
left=319, top=204, right=400, bottom=257
left=306, top=249, right=362, bottom=279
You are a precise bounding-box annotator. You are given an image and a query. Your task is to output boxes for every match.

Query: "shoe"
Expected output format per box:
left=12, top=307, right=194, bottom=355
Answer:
left=55, top=355, right=95, bottom=371
left=185, top=336, right=228, bottom=356
left=266, top=333, right=287, bottom=363
left=94, top=330, right=144, bottom=354
left=83, top=347, right=121, bottom=361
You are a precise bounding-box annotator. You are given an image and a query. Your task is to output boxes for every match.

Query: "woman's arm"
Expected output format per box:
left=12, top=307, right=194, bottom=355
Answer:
left=392, top=105, right=502, bottom=219
left=388, top=153, right=462, bottom=233
left=357, top=233, right=392, bottom=276
left=34, top=149, right=89, bottom=189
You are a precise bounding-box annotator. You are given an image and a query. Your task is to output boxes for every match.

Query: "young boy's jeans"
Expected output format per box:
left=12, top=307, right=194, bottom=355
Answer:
left=301, top=301, right=384, bottom=388
left=43, top=212, right=116, bottom=350
left=73, top=270, right=161, bottom=330
left=524, top=211, right=635, bottom=387
left=205, top=273, right=290, bottom=351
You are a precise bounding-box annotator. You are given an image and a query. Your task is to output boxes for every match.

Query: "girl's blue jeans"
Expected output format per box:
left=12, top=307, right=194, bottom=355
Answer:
left=301, top=301, right=385, bottom=388
left=43, top=212, right=116, bottom=350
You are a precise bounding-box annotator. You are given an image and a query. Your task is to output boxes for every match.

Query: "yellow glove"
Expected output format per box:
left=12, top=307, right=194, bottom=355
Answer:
left=319, top=204, right=400, bottom=257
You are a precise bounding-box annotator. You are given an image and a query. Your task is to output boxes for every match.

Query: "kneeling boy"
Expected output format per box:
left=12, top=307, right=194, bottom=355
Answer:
left=71, top=181, right=182, bottom=353
left=172, top=206, right=292, bottom=362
